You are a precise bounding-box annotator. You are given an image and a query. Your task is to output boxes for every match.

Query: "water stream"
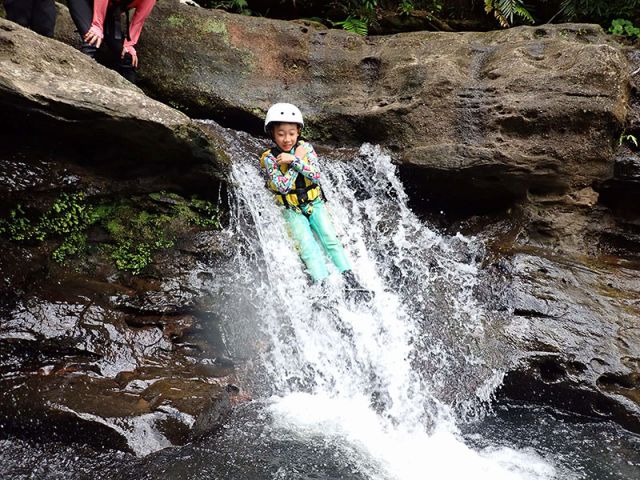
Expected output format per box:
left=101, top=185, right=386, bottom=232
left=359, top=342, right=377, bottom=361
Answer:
left=214, top=126, right=555, bottom=480
left=2, top=125, right=639, bottom=479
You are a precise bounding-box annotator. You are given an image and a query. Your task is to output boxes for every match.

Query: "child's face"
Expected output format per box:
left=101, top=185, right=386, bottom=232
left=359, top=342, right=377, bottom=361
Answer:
left=272, top=123, right=300, bottom=152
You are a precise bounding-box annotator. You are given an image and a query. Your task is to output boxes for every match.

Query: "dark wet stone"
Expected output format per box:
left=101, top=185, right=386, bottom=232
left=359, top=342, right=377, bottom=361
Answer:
left=599, top=151, right=640, bottom=215
left=0, top=365, right=234, bottom=455
left=614, top=154, right=640, bottom=181
left=492, top=250, right=640, bottom=433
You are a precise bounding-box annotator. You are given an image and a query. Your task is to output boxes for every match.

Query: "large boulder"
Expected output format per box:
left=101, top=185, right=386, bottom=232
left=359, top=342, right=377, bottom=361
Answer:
left=490, top=246, right=640, bottom=433
left=0, top=17, right=242, bottom=455
left=0, top=17, right=228, bottom=176
left=126, top=1, right=628, bottom=211
left=484, top=45, right=640, bottom=431
left=47, top=1, right=631, bottom=212
left=462, top=185, right=640, bottom=433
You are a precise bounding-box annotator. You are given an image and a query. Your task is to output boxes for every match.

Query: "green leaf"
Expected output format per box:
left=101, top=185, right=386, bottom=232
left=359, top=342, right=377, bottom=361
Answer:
left=333, top=16, right=369, bottom=36
left=485, top=0, right=534, bottom=27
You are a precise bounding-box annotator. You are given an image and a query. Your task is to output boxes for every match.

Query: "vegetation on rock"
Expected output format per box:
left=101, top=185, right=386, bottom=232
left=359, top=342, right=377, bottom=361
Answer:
left=198, top=0, right=640, bottom=36
left=0, top=191, right=222, bottom=274
left=609, top=18, right=640, bottom=40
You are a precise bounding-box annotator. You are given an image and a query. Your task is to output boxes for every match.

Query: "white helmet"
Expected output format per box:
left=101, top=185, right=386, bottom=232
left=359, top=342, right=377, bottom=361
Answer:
left=264, top=103, right=304, bottom=133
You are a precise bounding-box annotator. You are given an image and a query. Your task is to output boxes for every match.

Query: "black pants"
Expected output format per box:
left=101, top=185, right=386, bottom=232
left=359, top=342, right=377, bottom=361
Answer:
left=4, top=0, right=56, bottom=37
left=67, top=0, right=136, bottom=83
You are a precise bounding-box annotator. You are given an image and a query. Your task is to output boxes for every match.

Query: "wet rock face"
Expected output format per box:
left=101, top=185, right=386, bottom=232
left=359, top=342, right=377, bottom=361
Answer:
left=0, top=222, right=241, bottom=455
left=50, top=2, right=630, bottom=213
left=0, top=17, right=241, bottom=455
left=0, top=17, right=227, bottom=175
left=496, top=251, right=640, bottom=432
left=468, top=195, right=640, bottom=433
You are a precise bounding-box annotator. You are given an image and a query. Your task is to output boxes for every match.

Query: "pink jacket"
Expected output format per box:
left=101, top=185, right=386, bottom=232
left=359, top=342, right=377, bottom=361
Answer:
left=90, top=0, right=156, bottom=56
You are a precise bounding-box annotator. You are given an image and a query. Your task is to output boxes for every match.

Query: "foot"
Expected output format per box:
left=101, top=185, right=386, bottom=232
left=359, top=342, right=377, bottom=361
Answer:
left=341, top=270, right=374, bottom=302
left=80, top=42, right=98, bottom=58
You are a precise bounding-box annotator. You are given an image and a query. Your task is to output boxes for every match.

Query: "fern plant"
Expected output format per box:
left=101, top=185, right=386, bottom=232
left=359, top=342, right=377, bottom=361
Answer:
left=332, top=0, right=381, bottom=36
left=484, top=0, right=534, bottom=27
left=619, top=131, right=639, bottom=147
left=559, top=0, right=640, bottom=22
left=333, top=15, right=369, bottom=35
left=203, top=0, right=251, bottom=14
left=399, top=0, right=415, bottom=16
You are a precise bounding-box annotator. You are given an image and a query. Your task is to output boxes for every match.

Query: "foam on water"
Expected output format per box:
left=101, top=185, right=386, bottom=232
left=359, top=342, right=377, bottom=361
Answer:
left=217, top=126, right=558, bottom=479
left=268, top=393, right=556, bottom=480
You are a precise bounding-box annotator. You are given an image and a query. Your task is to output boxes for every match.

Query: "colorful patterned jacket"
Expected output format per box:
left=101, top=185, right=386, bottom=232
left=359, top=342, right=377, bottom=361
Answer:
left=259, top=140, right=323, bottom=209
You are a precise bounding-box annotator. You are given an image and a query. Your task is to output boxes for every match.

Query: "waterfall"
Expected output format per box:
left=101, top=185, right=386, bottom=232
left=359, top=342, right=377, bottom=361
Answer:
left=207, top=122, right=558, bottom=480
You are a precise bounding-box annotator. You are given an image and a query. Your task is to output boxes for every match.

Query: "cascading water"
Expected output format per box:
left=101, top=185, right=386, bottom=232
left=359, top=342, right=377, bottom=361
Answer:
left=211, top=122, right=557, bottom=480
left=3, top=123, right=640, bottom=479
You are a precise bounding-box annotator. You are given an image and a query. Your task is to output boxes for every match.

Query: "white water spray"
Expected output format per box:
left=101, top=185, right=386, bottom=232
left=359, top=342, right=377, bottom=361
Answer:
left=213, top=123, right=557, bottom=480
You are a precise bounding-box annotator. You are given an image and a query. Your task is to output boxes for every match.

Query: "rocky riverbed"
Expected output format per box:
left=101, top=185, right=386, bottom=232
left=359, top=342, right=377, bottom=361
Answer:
left=0, top=0, right=639, bottom=455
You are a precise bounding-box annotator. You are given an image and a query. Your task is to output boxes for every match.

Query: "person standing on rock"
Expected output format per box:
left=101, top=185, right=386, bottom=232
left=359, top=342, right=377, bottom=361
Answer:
left=259, top=103, right=370, bottom=297
left=67, top=0, right=156, bottom=83
left=3, top=0, right=57, bottom=37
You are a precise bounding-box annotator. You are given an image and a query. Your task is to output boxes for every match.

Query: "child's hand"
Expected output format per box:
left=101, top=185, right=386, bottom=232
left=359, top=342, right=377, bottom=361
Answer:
left=276, top=153, right=296, bottom=165
left=294, top=145, right=307, bottom=160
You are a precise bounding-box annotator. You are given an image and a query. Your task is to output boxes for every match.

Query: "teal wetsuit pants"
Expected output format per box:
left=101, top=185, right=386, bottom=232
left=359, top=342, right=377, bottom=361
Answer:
left=282, top=199, right=351, bottom=282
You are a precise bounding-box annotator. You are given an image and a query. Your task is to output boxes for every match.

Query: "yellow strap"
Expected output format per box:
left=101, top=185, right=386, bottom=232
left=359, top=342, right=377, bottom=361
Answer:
left=276, top=185, right=321, bottom=206
left=259, top=150, right=271, bottom=169
left=261, top=143, right=319, bottom=206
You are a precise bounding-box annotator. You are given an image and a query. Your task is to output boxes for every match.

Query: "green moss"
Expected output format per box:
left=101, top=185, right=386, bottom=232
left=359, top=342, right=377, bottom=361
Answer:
left=200, top=19, right=228, bottom=37
left=303, top=122, right=333, bottom=142
left=52, top=231, right=87, bottom=263
left=39, top=192, right=92, bottom=238
left=0, top=192, right=93, bottom=261
left=0, top=205, right=34, bottom=241
left=195, top=96, right=209, bottom=107
left=167, top=14, right=186, bottom=28
left=1, top=191, right=222, bottom=275
left=168, top=100, right=188, bottom=112
left=98, top=201, right=176, bottom=274
left=148, top=192, right=221, bottom=228
left=188, top=198, right=222, bottom=228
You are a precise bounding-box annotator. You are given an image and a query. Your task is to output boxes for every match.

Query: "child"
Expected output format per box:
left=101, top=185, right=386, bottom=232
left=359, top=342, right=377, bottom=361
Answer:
left=259, top=103, right=365, bottom=292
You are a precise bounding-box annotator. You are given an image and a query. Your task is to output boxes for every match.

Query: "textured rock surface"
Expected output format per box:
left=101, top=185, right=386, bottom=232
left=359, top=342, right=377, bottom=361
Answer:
left=48, top=1, right=631, bottom=212
left=0, top=18, right=239, bottom=455
left=127, top=1, right=629, bottom=212
left=0, top=195, right=241, bottom=454
left=484, top=45, right=640, bottom=432
left=465, top=190, right=640, bottom=433
left=491, top=247, right=640, bottom=432
left=0, top=17, right=227, bottom=173
left=2, top=0, right=640, bottom=443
